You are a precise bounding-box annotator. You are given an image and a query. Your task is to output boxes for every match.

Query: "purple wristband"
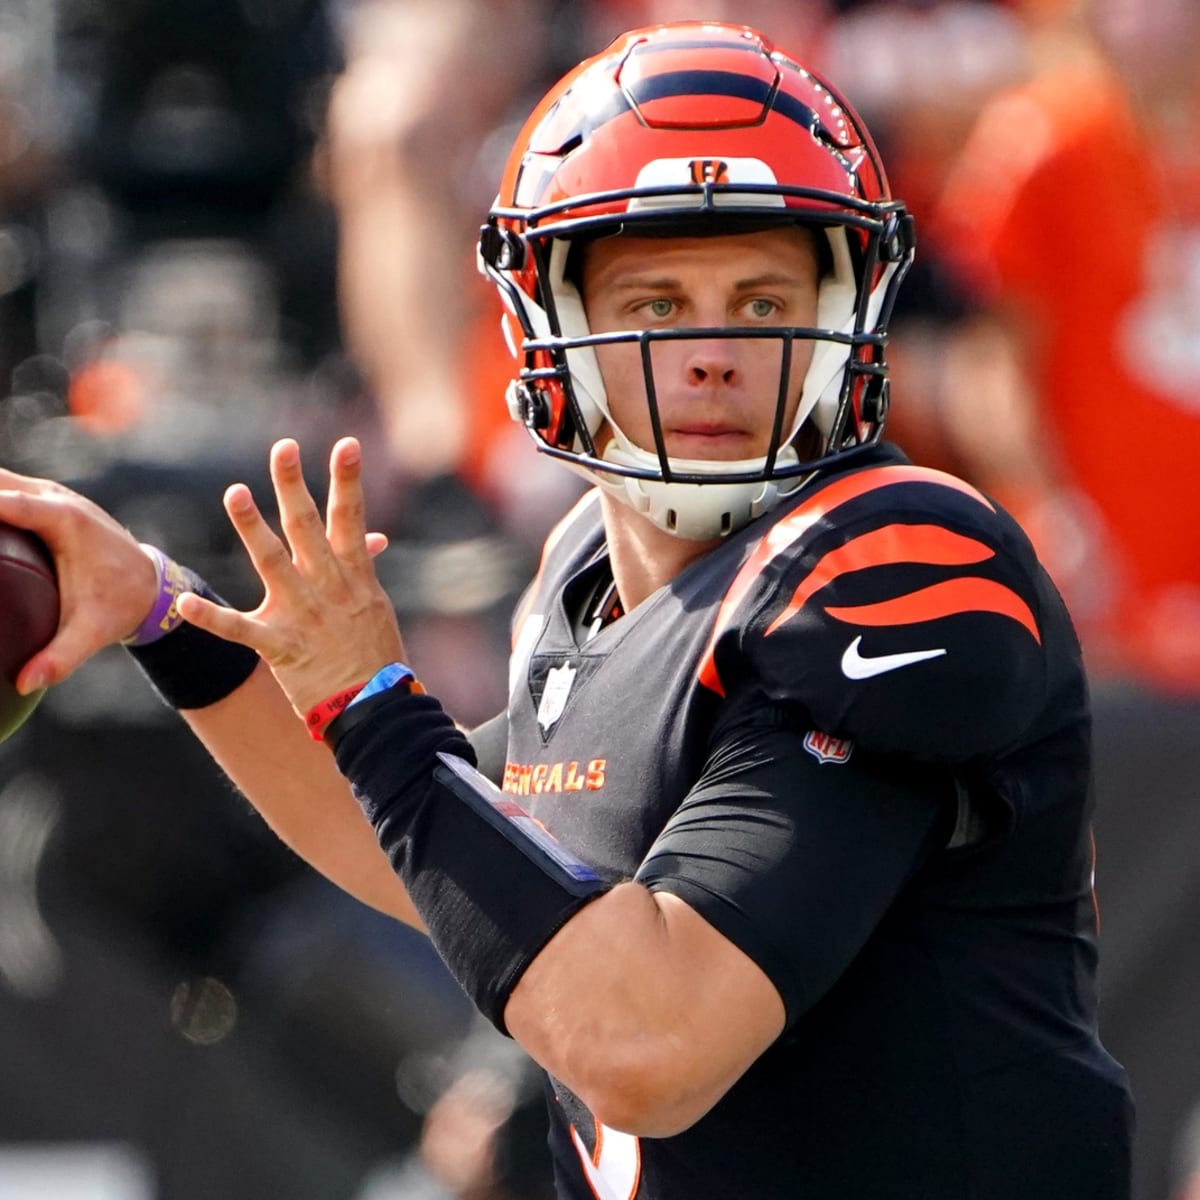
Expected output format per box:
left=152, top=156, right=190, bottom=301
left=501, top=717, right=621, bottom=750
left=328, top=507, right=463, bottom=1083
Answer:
left=121, top=545, right=193, bottom=647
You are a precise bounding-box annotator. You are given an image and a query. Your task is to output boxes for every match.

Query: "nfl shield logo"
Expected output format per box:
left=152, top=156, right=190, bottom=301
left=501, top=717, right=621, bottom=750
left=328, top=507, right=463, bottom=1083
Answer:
left=538, top=662, right=577, bottom=732
left=803, top=729, right=854, bottom=764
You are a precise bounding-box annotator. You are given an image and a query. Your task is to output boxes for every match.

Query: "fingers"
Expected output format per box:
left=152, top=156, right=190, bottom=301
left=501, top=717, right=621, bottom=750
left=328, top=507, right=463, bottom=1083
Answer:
left=0, top=487, right=58, bottom=539
left=14, top=533, right=155, bottom=689
left=222, top=482, right=302, bottom=601
left=17, top=624, right=107, bottom=694
left=14, top=656, right=49, bottom=695
left=0, top=486, right=163, bottom=689
left=248, top=438, right=374, bottom=574
left=270, top=439, right=334, bottom=573
left=0, top=467, right=49, bottom=496
left=326, top=437, right=371, bottom=562
left=202, top=439, right=402, bottom=715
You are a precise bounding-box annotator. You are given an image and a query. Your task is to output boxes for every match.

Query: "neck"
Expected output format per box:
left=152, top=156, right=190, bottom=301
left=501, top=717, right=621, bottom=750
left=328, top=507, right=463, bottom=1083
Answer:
left=598, top=492, right=722, bottom=611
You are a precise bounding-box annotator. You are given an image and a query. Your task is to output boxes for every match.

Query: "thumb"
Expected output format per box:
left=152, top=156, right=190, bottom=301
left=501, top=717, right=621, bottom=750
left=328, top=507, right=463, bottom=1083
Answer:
left=177, top=592, right=268, bottom=655
left=16, top=622, right=108, bottom=693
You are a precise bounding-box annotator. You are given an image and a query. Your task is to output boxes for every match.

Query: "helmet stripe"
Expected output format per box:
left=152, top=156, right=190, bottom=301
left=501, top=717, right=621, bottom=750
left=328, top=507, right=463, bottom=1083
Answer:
left=550, top=71, right=827, bottom=152
left=629, top=68, right=774, bottom=109
left=630, top=70, right=826, bottom=134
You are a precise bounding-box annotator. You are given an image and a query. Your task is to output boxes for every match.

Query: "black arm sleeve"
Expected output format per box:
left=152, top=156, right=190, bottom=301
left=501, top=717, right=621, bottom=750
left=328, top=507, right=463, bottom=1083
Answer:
left=635, top=699, right=956, bottom=1028
left=334, top=690, right=606, bottom=1033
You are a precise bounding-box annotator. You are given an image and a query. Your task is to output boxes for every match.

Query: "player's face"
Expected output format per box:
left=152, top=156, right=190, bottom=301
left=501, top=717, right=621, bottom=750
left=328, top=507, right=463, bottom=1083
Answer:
left=580, top=227, right=822, bottom=461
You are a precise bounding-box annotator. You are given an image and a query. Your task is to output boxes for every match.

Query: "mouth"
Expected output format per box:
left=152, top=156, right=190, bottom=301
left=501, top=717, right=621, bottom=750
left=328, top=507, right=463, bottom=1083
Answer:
left=665, top=425, right=755, bottom=459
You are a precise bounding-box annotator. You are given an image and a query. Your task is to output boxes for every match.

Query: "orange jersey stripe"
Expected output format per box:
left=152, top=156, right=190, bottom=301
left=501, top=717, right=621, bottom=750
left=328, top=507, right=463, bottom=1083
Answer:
left=698, top=466, right=995, bottom=696
left=764, top=524, right=997, bottom=638
left=824, top=576, right=1041, bottom=644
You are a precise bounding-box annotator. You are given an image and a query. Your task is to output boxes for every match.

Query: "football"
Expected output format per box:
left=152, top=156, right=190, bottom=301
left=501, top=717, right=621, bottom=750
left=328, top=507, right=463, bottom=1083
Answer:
left=0, top=521, right=59, bottom=741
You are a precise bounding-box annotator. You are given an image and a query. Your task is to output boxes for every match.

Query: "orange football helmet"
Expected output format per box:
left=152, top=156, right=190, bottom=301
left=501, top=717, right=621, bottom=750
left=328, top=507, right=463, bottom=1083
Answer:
left=479, top=21, right=915, bottom=538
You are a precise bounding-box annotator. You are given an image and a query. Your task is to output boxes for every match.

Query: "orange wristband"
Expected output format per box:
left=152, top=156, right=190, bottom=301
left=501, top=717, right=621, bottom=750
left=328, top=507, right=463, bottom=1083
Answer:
left=305, top=681, right=368, bottom=740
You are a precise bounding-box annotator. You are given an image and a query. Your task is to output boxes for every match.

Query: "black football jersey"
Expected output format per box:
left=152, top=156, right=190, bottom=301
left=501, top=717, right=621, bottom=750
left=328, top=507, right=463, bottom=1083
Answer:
left=502, top=443, right=1133, bottom=1200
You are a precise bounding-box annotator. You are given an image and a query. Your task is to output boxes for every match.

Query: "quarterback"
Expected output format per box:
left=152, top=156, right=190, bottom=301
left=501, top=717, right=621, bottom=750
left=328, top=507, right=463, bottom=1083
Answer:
left=0, top=22, right=1132, bottom=1199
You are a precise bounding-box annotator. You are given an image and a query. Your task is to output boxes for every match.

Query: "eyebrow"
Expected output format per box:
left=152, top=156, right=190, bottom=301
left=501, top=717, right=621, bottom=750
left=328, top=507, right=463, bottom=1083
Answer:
left=606, top=271, right=807, bottom=291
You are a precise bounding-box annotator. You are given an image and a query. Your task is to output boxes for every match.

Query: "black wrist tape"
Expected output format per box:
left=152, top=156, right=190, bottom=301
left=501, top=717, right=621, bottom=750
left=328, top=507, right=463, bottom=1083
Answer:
left=126, top=577, right=259, bottom=709
left=333, top=688, right=608, bottom=1034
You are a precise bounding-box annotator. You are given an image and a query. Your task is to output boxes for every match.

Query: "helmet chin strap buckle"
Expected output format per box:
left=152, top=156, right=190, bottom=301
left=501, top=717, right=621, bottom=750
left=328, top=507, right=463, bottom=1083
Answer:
left=881, top=214, right=916, bottom=264
left=479, top=225, right=526, bottom=271
left=507, top=382, right=553, bottom=430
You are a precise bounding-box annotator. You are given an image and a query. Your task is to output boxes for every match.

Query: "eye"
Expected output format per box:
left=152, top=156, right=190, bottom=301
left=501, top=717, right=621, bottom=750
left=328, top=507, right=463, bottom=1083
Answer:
left=746, top=298, right=778, bottom=319
left=645, top=297, right=675, bottom=319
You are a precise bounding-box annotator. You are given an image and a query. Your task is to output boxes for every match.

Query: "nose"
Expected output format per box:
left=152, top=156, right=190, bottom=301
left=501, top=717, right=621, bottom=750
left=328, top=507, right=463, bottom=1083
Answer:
left=685, top=335, right=739, bottom=387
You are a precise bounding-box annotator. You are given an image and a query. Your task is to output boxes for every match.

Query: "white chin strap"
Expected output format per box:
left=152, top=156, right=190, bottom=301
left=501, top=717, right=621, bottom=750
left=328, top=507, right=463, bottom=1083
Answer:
left=539, top=231, right=889, bottom=541
left=602, top=442, right=803, bottom=540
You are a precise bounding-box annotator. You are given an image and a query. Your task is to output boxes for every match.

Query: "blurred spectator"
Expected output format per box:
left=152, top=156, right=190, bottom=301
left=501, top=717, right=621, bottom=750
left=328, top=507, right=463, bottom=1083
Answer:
left=931, top=0, right=1200, bottom=693
left=1, top=3, right=569, bottom=1198
left=49, top=0, right=344, bottom=367
left=0, top=2, right=58, bottom=406
left=1174, top=1102, right=1200, bottom=1200
left=582, top=0, right=832, bottom=53
left=822, top=0, right=1031, bottom=462
left=412, top=1018, right=555, bottom=1200
left=319, top=0, right=580, bottom=526
left=920, top=5, right=1200, bottom=1197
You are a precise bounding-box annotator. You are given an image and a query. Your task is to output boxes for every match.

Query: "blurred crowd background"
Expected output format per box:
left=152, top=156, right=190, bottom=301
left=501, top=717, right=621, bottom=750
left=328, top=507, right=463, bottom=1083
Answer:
left=0, top=0, right=1197, bottom=1197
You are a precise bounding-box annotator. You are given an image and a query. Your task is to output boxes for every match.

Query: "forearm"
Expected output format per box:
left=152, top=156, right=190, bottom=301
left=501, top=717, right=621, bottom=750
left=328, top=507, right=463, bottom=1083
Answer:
left=504, top=884, right=783, bottom=1137
left=333, top=692, right=783, bottom=1135
left=180, top=659, right=421, bottom=927
left=136, top=438, right=780, bottom=1129
left=0, top=448, right=425, bottom=929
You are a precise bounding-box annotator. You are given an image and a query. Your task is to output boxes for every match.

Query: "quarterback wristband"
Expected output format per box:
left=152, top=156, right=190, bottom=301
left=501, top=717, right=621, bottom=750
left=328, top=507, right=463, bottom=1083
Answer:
left=305, top=681, right=368, bottom=740
left=126, top=575, right=259, bottom=710
left=323, top=662, right=423, bottom=749
left=333, top=687, right=608, bottom=1033
left=122, top=545, right=191, bottom=646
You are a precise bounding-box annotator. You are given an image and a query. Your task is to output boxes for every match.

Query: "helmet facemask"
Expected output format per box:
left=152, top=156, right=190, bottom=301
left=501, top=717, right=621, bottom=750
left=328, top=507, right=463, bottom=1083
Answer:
left=478, top=23, right=915, bottom=540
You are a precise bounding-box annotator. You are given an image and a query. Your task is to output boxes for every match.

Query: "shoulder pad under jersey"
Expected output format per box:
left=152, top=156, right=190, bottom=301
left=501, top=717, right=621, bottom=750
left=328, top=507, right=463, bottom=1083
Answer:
left=700, top=464, right=1051, bottom=761
left=510, top=488, right=603, bottom=636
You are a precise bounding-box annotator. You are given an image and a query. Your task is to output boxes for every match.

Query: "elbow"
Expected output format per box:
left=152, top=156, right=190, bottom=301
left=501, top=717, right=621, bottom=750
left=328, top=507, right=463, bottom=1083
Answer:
left=570, top=1036, right=716, bottom=1138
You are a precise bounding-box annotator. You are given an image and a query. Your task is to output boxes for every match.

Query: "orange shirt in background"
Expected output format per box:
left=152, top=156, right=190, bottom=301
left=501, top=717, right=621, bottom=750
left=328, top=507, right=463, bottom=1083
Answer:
left=936, top=52, right=1200, bottom=692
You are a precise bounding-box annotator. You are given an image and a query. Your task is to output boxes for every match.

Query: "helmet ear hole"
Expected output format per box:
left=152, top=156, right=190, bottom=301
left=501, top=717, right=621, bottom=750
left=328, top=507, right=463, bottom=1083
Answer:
left=522, top=384, right=553, bottom=431
left=860, top=377, right=889, bottom=426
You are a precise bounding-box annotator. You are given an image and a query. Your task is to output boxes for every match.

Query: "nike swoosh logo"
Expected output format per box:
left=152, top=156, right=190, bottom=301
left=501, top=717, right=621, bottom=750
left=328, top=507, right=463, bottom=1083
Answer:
left=841, top=635, right=946, bottom=679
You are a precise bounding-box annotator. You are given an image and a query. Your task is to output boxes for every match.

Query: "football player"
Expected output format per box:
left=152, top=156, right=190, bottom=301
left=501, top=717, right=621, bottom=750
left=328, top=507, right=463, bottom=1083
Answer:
left=0, top=22, right=1133, bottom=1199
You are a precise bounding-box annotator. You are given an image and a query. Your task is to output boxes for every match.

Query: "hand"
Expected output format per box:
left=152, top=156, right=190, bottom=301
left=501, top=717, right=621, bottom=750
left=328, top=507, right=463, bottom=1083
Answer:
left=0, top=470, right=160, bottom=693
left=178, top=437, right=406, bottom=719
